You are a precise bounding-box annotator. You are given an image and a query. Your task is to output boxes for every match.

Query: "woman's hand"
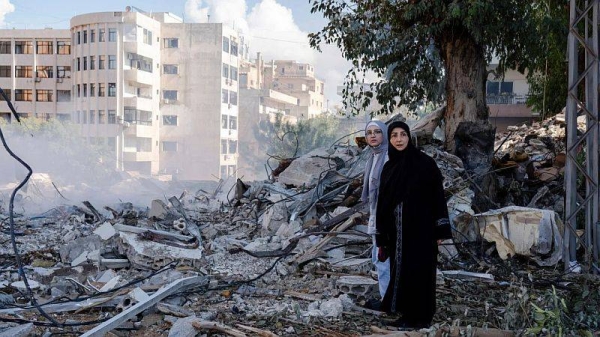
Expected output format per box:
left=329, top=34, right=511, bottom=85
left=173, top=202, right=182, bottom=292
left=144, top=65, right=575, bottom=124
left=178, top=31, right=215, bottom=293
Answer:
left=377, top=246, right=388, bottom=262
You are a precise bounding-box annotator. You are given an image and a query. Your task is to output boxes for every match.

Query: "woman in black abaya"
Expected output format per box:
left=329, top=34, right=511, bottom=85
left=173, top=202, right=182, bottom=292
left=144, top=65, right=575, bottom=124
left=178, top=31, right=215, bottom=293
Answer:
left=375, top=121, right=452, bottom=329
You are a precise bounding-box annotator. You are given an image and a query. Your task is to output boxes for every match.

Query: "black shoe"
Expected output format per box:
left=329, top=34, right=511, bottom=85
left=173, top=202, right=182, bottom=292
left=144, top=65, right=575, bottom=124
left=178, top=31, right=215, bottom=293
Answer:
left=362, top=298, right=382, bottom=310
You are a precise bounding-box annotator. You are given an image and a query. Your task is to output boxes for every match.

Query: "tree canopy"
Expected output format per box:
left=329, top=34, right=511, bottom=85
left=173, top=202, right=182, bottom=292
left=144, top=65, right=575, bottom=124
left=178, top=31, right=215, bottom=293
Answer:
left=309, top=0, right=547, bottom=117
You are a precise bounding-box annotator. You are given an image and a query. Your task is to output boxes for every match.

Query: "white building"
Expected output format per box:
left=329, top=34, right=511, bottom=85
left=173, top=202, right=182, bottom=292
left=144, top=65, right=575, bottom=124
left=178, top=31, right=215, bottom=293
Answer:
left=68, top=10, right=239, bottom=180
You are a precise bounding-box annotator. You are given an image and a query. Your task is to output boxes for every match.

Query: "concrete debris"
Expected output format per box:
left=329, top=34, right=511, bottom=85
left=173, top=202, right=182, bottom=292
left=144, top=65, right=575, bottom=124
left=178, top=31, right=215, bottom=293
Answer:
left=1, top=115, right=596, bottom=336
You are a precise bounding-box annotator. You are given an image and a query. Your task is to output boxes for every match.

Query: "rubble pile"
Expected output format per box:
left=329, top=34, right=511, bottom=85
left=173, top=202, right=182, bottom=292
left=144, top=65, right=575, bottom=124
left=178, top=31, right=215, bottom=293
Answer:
left=492, top=114, right=574, bottom=215
left=0, top=117, right=599, bottom=336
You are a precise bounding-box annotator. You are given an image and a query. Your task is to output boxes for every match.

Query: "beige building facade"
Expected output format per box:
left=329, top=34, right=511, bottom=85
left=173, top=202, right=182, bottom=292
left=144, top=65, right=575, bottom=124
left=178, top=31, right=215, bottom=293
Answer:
left=68, top=10, right=240, bottom=180
left=0, top=29, right=72, bottom=122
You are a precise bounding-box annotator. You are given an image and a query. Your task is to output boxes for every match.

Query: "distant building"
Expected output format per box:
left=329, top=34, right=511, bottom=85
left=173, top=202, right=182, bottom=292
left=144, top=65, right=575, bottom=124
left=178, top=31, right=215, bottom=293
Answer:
left=0, top=29, right=72, bottom=122
left=486, top=64, right=535, bottom=118
left=237, top=54, right=326, bottom=180
left=0, top=10, right=241, bottom=181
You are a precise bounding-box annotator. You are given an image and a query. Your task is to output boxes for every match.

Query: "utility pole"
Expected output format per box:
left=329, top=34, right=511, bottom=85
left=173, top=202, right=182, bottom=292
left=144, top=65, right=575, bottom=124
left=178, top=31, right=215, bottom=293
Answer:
left=565, top=0, right=600, bottom=274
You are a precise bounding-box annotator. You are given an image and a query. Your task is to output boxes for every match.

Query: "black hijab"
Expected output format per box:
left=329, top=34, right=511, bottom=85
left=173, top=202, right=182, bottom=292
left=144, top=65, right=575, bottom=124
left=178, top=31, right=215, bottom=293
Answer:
left=379, top=121, right=420, bottom=207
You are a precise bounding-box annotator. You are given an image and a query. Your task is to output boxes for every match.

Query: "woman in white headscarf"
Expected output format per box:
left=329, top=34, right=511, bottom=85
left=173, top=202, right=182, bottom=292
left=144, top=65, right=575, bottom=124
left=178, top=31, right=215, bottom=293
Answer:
left=361, top=120, right=390, bottom=303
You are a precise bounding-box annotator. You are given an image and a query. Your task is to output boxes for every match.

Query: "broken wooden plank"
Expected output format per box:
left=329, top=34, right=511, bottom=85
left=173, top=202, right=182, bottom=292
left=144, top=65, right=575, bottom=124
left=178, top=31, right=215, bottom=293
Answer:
left=292, top=212, right=363, bottom=266
left=192, top=320, right=247, bottom=337
left=81, top=276, right=207, bottom=337
left=236, top=324, right=279, bottom=337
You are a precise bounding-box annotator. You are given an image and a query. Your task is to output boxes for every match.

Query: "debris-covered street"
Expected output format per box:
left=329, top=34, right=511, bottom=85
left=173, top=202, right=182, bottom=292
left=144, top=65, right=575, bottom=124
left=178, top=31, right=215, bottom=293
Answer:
left=1, top=114, right=599, bottom=337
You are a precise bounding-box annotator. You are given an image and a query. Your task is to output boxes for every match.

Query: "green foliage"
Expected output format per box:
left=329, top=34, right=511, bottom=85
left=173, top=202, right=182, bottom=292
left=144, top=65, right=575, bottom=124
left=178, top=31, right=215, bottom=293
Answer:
left=526, top=0, right=569, bottom=117
left=255, top=114, right=346, bottom=159
left=527, top=287, right=568, bottom=336
left=309, top=0, right=546, bottom=116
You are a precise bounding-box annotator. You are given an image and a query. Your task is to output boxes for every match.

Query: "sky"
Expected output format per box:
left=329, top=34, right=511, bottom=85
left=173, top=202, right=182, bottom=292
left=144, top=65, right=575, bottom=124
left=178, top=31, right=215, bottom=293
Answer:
left=0, top=0, right=352, bottom=108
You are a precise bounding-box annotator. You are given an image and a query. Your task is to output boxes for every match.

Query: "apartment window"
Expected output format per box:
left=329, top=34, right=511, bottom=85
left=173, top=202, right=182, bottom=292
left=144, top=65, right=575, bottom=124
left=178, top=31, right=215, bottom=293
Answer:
left=99, top=28, right=105, bottom=42
left=90, top=56, right=95, bottom=70
left=0, top=66, right=10, bottom=77
left=84, top=30, right=90, bottom=43
left=162, top=141, right=178, bottom=152
left=57, top=66, right=71, bottom=78
left=108, top=110, right=116, bottom=124
left=163, top=90, right=177, bottom=101
left=221, top=139, right=227, bottom=154
left=77, top=84, right=80, bottom=98
left=221, top=115, right=228, bottom=129
left=222, top=89, right=228, bottom=104
left=98, top=110, right=106, bottom=124
left=77, top=31, right=81, bottom=44
left=124, top=107, right=152, bottom=125
left=486, top=81, right=514, bottom=96
left=83, top=56, right=88, bottom=71
left=36, top=66, right=53, bottom=78
left=90, top=29, right=95, bottom=43
left=229, top=91, right=238, bottom=106
left=57, top=90, right=70, bottom=102
left=57, top=41, right=70, bottom=54
left=108, top=28, right=117, bottom=42
left=36, top=89, right=52, bottom=102
left=143, top=28, right=152, bottom=45
left=128, top=54, right=153, bottom=73
left=90, top=83, right=95, bottom=97
left=229, top=116, right=237, bottom=130
left=36, top=41, right=53, bottom=54
left=230, top=66, right=238, bottom=81
left=229, top=140, right=238, bottom=154
left=89, top=110, right=95, bottom=124
left=222, top=36, right=229, bottom=53
left=108, top=55, right=116, bottom=69
left=76, top=57, right=80, bottom=71
left=99, top=55, right=105, bottom=70
left=230, top=40, right=238, bottom=56
left=163, top=64, right=178, bottom=74
left=108, top=83, right=116, bottom=97
left=15, top=89, right=32, bottom=101
left=15, top=66, right=33, bottom=78
left=0, top=41, right=10, bottom=54
left=15, top=41, right=33, bottom=54
left=0, top=89, right=11, bottom=101
left=163, top=115, right=177, bottom=126
left=222, top=63, right=229, bottom=78
left=83, top=84, right=87, bottom=97
left=98, top=83, right=105, bottom=97
left=163, top=38, right=178, bottom=48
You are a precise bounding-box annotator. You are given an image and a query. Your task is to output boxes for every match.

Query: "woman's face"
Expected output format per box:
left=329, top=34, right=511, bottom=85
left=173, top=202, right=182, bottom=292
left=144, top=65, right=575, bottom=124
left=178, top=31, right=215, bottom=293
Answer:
left=366, top=125, right=384, bottom=147
left=390, top=127, right=409, bottom=151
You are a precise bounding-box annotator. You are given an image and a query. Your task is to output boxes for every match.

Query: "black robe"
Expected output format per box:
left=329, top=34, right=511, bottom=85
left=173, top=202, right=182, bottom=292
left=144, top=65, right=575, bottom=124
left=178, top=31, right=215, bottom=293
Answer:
left=375, top=137, right=452, bottom=326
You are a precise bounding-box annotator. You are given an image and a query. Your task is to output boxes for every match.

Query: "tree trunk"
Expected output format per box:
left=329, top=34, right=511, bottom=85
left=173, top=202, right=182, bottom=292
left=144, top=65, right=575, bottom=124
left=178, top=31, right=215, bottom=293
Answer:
left=440, top=31, right=497, bottom=211
left=440, top=32, right=489, bottom=151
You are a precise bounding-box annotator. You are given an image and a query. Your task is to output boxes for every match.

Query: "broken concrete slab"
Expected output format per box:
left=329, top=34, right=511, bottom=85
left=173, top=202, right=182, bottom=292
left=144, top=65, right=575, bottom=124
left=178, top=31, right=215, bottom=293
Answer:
left=117, top=232, right=203, bottom=269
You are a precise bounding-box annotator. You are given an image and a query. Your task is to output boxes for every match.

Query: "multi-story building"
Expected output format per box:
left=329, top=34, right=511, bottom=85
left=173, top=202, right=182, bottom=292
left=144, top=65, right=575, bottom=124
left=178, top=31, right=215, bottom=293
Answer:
left=262, top=60, right=326, bottom=119
left=486, top=64, right=535, bottom=118
left=0, top=29, right=72, bottom=122
left=68, top=10, right=239, bottom=180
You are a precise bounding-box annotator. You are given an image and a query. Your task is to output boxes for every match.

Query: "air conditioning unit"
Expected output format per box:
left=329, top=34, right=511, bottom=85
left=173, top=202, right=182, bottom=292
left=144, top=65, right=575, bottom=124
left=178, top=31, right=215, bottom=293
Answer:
left=34, top=77, right=41, bottom=82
